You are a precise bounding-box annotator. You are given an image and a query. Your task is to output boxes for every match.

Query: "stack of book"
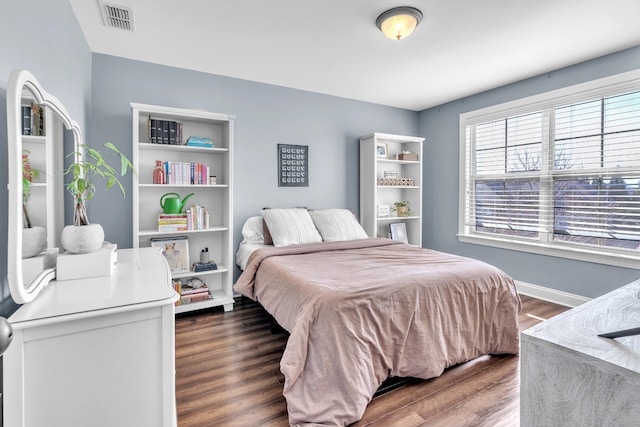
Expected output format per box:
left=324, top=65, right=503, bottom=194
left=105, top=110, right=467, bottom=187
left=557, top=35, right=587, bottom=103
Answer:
left=157, top=205, right=209, bottom=231
left=157, top=160, right=211, bottom=185
left=22, top=102, right=45, bottom=136
left=174, top=278, right=212, bottom=306
left=158, top=213, right=188, bottom=232
left=186, top=204, right=209, bottom=230
left=148, top=116, right=183, bottom=144
left=186, top=136, right=214, bottom=148
left=192, top=260, right=218, bottom=272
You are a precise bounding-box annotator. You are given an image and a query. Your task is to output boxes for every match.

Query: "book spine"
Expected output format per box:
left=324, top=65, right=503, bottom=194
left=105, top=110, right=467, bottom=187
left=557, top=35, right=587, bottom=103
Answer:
left=180, top=286, right=210, bottom=296
left=162, top=120, right=169, bottom=144
left=180, top=293, right=211, bottom=304
left=22, top=106, right=31, bottom=135
left=169, top=121, right=177, bottom=145
left=148, top=116, right=155, bottom=143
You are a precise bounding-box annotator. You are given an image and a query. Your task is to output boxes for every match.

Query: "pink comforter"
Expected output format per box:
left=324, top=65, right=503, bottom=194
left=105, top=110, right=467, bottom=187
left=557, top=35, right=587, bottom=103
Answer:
left=234, top=238, right=521, bottom=426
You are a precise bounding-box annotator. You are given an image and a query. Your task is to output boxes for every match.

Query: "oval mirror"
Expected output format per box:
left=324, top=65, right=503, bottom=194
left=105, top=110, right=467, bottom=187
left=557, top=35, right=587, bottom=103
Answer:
left=6, top=69, right=82, bottom=304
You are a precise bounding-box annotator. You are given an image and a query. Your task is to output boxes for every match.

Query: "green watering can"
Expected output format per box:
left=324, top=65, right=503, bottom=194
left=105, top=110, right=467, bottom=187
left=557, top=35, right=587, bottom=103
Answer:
left=160, top=192, right=194, bottom=214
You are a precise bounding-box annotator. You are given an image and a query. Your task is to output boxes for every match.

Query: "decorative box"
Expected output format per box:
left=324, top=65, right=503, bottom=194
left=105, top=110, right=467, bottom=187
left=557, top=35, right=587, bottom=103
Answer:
left=377, top=177, right=415, bottom=186
left=396, top=152, right=418, bottom=161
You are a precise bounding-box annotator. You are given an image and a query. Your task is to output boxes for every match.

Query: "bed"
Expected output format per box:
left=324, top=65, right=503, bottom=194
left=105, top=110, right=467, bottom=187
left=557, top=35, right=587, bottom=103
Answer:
left=234, top=209, right=521, bottom=426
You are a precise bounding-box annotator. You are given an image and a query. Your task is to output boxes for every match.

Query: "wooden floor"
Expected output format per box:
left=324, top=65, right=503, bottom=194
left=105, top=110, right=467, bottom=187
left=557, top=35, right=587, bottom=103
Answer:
left=175, top=295, right=569, bottom=427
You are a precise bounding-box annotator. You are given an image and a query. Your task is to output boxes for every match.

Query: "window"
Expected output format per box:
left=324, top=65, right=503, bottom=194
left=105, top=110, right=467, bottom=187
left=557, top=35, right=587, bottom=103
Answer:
left=460, top=71, right=640, bottom=269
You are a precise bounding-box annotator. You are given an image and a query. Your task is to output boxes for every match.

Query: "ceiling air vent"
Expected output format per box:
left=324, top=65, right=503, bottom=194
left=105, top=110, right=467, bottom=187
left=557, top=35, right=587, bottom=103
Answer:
left=100, top=2, right=135, bottom=32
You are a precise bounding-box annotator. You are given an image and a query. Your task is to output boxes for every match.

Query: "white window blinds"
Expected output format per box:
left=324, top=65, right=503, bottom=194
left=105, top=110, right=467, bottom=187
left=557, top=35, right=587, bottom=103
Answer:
left=462, top=85, right=640, bottom=261
left=552, top=91, right=640, bottom=248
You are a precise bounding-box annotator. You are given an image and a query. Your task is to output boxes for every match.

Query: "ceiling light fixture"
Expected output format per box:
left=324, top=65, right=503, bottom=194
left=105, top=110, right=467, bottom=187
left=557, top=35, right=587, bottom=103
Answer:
left=376, top=6, right=423, bottom=41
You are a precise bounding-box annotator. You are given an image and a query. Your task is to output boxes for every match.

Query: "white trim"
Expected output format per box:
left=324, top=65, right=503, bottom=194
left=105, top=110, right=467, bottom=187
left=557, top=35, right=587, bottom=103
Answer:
left=514, top=280, right=590, bottom=308
left=459, top=234, right=640, bottom=270
left=460, top=69, right=640, bottom=124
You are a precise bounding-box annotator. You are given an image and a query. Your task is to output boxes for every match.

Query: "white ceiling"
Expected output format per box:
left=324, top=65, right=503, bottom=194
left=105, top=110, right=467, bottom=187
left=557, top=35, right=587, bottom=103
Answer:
left=68, top=0, right=640, bottom=111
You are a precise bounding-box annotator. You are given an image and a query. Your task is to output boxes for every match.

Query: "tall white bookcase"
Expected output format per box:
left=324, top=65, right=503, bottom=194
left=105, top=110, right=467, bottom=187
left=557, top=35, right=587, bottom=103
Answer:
left=21, top=98, right=65, bottom=250
left=360, top=133, right=424, bottom=247
left=131, top=103, right=234, bottom=313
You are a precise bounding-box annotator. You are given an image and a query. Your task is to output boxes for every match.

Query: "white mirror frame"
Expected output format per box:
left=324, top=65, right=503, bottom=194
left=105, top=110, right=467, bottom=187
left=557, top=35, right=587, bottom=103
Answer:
left=6, top=69, right=82, bottom=304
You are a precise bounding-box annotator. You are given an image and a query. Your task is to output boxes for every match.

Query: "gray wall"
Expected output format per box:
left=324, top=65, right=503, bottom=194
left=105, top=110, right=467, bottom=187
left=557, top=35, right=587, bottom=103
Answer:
left=89, top=54, right=420, bottom=280
left=0, top=0, right=91, bottom=314
left=419, top=46, right=640, bottom=299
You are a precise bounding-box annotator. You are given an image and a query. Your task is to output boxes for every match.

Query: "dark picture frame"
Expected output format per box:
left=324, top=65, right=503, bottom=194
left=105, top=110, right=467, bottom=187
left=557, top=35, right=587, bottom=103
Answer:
left=278, top=144, right=309, bottom=187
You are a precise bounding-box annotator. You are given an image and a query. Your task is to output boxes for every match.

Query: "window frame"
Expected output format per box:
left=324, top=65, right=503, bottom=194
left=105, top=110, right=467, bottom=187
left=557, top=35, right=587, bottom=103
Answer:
left=459, top=70, right=640, bottom=270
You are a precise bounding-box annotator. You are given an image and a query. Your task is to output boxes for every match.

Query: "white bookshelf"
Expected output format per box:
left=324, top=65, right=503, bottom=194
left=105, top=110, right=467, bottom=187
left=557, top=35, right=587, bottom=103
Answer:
left=131, top=103, right=235, bottom=313
left=360, top=132, right=424, bottom=247
left=21, top=100, right=65, bottom=250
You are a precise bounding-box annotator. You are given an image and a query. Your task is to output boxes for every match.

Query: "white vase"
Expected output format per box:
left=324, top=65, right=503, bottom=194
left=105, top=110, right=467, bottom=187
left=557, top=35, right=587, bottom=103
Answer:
left=22, top=226, right=47, bottom=258
left=60, top=224, right=105, bottom=254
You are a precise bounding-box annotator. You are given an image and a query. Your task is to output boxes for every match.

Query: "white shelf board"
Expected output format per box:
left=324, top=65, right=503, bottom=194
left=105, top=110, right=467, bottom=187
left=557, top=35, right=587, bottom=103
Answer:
left=172, top=264, right=229, bottom=279
left=377, top=216, right=421, bottom=221
left=139, top=183, right=228, bottom=188
left=139, top=226, right=228, bottom=237
left=377, top=159, right=420, bottom=165
left=138, top=142, right=228, bottom=154
left=174, top=290, right=233, bottom=314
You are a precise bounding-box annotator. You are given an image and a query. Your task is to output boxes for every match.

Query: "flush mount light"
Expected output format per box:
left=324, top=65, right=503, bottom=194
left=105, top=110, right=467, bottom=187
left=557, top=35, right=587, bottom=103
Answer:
left=376, top=6, right=423, bottom=41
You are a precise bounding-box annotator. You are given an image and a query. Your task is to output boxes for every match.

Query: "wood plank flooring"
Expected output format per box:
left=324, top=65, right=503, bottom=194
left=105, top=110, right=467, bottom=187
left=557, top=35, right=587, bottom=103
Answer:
left=175, top=294, right=569, bottom=427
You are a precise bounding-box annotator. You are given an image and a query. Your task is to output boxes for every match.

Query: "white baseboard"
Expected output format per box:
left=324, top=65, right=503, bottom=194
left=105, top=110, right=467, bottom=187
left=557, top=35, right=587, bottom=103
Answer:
left=514, top=280, right=591, bottom=308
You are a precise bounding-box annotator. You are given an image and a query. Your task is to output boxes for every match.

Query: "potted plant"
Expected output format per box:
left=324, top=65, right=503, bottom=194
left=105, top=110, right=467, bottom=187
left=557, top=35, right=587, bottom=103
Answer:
left=22, top=150, right=47, bottom=258
left=61, top=142, right=135, bottom=253
left=392, top=201, right=413, bottom=217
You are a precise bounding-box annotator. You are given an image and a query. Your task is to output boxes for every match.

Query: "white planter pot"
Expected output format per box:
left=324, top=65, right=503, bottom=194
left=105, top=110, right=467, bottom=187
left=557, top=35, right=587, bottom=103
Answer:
left=22, top=226, right=47, bottom=258
left=61, top=224, right=105, bottom=254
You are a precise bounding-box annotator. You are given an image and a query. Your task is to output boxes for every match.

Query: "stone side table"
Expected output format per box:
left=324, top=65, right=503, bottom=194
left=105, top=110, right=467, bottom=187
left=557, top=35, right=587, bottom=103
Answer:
left=520, top=279, right=640, bottom=427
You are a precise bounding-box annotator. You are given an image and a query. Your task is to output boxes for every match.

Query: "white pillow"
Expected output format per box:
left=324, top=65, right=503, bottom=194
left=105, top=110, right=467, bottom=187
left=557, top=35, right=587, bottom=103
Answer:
left=241, top=216, right=267, bottom=244
left=309, top=209, right=369, bottom=242
left=261, top=208, right=322, bottom=247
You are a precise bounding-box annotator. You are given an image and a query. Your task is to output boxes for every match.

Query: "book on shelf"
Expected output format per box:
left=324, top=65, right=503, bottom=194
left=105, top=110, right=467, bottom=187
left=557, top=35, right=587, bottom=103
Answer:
left=22, top=105, right=32, bottom=135
left=181, top=279, right=210, bottom=295
left=180, top=292, right=212, bottom=305
left=157, top=206, right=208, bottom=231
left=172, top=278, right=182, bottom=292
left=158, top=213, right=188, bottom=231
left=186, top=204, right=209, bottom=230
left=185, top=136, right=214, bottom=148
left=158, top=160, right=211, bottom=185
left=32, top=102, right=44, bottom=136
left=192, top=260, right=218, bottom=272
left=21, top=102, right=45, bottom=136
left=147, top=115, right=183, bottom=145
left=174, top=277, right=212, bottom=306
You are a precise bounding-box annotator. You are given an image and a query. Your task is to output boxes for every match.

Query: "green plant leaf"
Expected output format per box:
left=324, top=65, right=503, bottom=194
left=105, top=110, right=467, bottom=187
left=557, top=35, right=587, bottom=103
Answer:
left=63, top=142, right=137, bottom=223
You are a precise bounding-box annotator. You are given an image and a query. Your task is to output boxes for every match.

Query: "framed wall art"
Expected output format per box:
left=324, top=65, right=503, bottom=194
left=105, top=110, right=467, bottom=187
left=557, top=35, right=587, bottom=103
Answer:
left=278, top=144, right=308, bottom=187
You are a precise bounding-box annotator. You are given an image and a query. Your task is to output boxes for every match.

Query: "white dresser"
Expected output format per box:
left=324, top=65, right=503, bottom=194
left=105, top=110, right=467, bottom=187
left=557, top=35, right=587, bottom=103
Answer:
left=520, top=279, right=640, bottom=426
left=3, top=248, right=179, bottom=427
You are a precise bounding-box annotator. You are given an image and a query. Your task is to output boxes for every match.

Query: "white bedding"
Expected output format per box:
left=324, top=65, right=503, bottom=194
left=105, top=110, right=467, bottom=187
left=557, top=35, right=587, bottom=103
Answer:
left=236, top=209, right=368, bottom=270
left=236, top=242, right=271, bottom=270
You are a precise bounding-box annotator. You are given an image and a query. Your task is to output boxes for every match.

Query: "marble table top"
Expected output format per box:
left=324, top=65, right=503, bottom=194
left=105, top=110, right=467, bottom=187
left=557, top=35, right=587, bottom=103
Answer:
left=522, top=278, right=640, bottom=373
